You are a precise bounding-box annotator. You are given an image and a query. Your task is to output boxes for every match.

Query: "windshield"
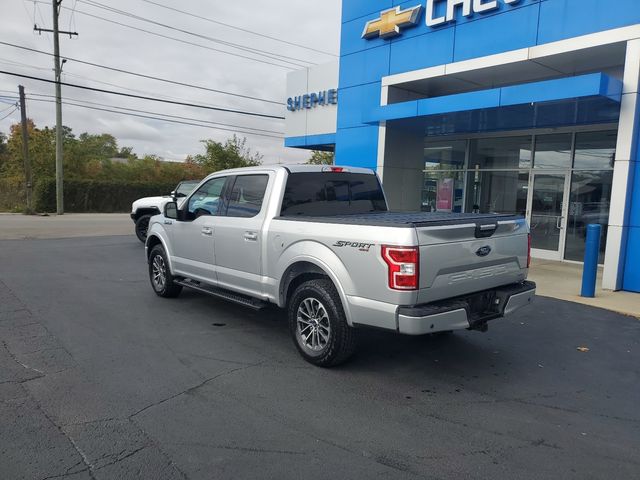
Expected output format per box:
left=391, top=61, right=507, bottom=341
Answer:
left=175, top=180, right=200, bottom=197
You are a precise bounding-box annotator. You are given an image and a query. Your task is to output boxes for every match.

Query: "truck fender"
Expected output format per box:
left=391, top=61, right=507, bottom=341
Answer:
left=276, top=241, right=356, bottom=326
left=145, top=225, right=174, bottom=273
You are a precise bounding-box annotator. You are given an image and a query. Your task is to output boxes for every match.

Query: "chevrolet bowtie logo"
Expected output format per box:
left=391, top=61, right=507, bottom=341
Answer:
left=362, top=5, right=423, bottom=40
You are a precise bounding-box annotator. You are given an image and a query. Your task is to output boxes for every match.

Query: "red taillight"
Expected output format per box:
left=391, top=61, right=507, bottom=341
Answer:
left=382, top=246, right=419, bottom=290
left=322, top=166, right=348, bottom=173
left=527, top=233, right=532, bottom=268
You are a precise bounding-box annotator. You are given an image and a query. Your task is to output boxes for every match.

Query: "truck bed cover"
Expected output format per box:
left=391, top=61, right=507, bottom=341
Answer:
left=274, top=212, right=521, bottom=228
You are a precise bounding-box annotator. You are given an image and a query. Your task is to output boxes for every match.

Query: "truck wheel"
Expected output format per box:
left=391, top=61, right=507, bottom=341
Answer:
left=288, top=278, right=357, bottom=367
left=148, top=245, right=182, bottom=298
left=135, top=214, right=152, bottom=243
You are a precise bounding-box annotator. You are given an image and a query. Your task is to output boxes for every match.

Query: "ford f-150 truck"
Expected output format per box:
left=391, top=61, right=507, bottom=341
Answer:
left=145, top=165, right=535, bottom=367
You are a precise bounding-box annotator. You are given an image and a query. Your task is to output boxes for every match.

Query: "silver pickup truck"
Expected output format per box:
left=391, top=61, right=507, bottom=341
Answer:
left=145, top=165, right=535, bottom=367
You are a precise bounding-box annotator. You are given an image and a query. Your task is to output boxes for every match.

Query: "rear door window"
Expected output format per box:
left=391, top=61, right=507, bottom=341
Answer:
left=225, top=175, right=269, bottom=218
left=280, top=172, right=387, bottom=216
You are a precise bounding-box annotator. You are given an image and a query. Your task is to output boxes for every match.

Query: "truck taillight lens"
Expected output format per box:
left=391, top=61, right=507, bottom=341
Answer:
left=527, top=234, right=532, bottom=268
left=382, top=246, right=419, bottom=290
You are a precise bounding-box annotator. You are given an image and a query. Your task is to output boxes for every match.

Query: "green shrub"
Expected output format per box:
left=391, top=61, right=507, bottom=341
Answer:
left=33, top=178, right=177, bottom=213
left=0, top=177, right=26, bottom=212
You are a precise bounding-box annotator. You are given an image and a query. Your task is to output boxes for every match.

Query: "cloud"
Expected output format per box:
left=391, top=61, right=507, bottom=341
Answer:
left=95, top=116, right=161, bottom=142
left=0, top=0, right=340, bottom=165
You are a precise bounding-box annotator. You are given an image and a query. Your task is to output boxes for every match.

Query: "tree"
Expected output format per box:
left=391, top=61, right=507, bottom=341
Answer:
left=193, top=135, right=262, bottom=172
left=0, top=132, right=8, bottom=175
left=306, top=150, right=335, bottom=165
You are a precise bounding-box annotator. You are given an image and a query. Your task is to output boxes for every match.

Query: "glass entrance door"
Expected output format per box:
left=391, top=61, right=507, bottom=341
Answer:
left=528, top=173, right=570, bottom=261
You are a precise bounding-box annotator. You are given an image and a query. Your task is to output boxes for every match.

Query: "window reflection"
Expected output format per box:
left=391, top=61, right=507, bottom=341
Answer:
left=422, top=171, right=464, bottom=213
left=424, top=140, right=466, bottom=170
left=469, top=137, right=532, bottom=169
left=421, top=130, right=617, bottom=264
left=574, top=131, right=617, bottom=169
left=534, top=134, right=572, bottom=169
left=465, top=170, right=529, bottom=215
left=565, top=171, right=613, bottom=263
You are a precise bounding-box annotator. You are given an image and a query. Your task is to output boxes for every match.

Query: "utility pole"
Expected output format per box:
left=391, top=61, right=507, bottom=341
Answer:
left=52, top=0, right=63, bottom=215
left=35, top=1, right=78, bottom=215
left=18, top=85, right=33, bottom=214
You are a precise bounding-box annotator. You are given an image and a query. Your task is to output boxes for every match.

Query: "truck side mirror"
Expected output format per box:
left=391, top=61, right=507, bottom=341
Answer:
left=164, top=201, right=179, bottom=220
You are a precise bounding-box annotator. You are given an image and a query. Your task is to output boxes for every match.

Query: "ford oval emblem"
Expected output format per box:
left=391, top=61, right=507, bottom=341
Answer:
left=476, top=246, right=492, bottom=257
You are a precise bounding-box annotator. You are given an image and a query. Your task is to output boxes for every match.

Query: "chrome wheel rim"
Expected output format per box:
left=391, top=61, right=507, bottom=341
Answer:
left=152, top=254, right=167, bottom=291
left=297, top=298, right=331, bottom=352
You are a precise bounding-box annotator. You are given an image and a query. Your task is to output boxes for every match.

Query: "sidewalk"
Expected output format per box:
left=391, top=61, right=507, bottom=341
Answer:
left=528, top=259, right=640, bottom=318
left=0, top=213, right=132, bottom=240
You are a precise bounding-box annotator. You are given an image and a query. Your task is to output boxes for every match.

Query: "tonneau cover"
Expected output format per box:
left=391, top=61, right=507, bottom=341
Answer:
left=274, top=211, right=520, bottom=228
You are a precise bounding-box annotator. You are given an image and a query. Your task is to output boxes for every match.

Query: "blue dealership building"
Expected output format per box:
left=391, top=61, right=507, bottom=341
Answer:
left=285, top=0, right=640, bottom=294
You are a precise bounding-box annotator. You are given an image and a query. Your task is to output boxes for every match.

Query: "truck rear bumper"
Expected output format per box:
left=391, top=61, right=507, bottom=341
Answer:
left=396, top=281, right=536, bottom=336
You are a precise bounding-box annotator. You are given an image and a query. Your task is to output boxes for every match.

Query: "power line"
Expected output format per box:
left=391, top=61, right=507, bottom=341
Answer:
left=26, top=97, right=283, bottom=140
left=77, top=0, right=313, bottom=67
left=72, top=6, right=306, bottom=69
left=25, top=92, right=283, bottom=135
left=1, top=89, right=283, bottom=137
left=0, top=41, right=283, bottom=105
left=0, top=57, right=51, bottom=72
left=30, top=0, right=306, bottom=70
left=0, top=70, right=286, bottom=120
left=0, top=102, right=19, bottom=113
left=0, top=107, right=19, bottom=122
left=138, top=0, right=337, bottom=58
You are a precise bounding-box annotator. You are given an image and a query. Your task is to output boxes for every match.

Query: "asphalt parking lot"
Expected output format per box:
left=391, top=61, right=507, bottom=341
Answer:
left=1, top=233, right=639, bottom=480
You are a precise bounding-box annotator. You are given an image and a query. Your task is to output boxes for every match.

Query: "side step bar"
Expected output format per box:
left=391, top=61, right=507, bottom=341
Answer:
left=175, top=279, right=268, bottom=310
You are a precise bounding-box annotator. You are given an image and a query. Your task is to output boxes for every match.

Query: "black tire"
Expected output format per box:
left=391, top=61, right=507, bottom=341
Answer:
left=148, top=245, right=182, bottom=298
left=288, top=278, right=357, bottom=367
left=135, top=214, right=152, bottom=243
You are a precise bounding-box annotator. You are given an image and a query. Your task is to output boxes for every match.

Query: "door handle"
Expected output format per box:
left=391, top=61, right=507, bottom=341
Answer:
left=201, top=227, right=213, bottom=236
left=243, top=232, right=258, bottom=242
left=164, top=220, right=173, bottom=225
left=556, top=217, right=564, bottom=229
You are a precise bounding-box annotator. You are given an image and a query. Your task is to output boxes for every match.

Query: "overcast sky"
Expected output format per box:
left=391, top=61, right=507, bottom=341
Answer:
left=0, top=0, right=341, bottom=164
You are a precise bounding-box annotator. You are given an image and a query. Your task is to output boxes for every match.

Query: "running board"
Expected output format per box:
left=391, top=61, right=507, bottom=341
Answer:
left=175, top=279, right=268, bottom=310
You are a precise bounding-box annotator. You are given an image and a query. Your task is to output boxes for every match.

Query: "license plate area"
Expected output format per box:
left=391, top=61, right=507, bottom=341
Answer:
left=465, top=290, right=501, bottom=323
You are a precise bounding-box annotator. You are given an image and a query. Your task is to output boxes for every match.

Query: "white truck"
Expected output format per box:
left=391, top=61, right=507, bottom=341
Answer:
left=145, top=165, right=535, bottom=367
left=130, top=180, right=200, bottom=242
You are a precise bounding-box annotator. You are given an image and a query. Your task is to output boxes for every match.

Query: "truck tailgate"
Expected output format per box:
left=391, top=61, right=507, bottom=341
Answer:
left=416, top=217, right=529, bottom=304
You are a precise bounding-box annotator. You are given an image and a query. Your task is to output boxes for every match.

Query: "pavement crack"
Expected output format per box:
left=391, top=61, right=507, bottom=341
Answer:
left=92, top=445, right=149, bottom=471
left=128, top=418, right=190, bottom=480
left=60, top=417, right=121, bottom=428
left=130, top=361, right=264, bottom=419
left=177, top=351, right=257, bottom=366
left=1, top=340, right=47, bottom=382
left=40, top=465, right=90, bottom=480
left=0, top=375, right=45, bottom=385
left=15, top=380, right=98, bottom=480
left=169, top=441, right=306, bottom=456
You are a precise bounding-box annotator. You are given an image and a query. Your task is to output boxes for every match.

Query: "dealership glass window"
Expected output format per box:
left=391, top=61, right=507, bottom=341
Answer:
left=422, top=171, right=464, bottom=213
left=533, top=133, right=573, bottom=169
left=469, top=136, right=532, bottom=169
left=465, top=170, right=529, bottom=216
left=564, top=171, right=613, bottom=263
left=574, top=130, right=617, bottom=169
left=424, top=140, right=467, bottom=170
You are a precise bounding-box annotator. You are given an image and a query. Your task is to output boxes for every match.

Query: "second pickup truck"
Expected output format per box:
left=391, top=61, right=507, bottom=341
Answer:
left=145, top=165, right=535, bottom=367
